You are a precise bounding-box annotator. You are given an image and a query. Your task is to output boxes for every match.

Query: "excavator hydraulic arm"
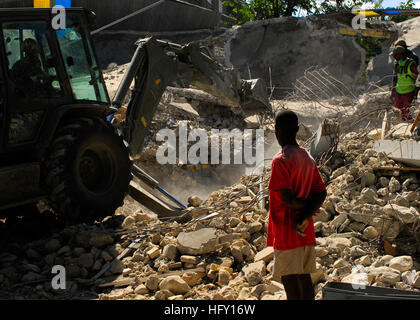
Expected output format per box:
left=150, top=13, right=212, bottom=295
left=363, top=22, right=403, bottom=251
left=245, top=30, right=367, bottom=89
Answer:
left=112, top=37, right=270, bottom=159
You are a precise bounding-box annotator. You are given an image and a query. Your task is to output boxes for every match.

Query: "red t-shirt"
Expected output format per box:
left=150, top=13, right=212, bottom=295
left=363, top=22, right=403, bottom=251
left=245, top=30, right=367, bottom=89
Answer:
left=266, top=145, right=326, bottom=251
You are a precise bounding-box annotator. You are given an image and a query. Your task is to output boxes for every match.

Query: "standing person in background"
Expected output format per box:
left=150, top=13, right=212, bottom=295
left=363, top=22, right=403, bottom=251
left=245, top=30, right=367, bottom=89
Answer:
left=266, top=110, right=327, bottom=300
left=391, top=46, right=419, bottom=122
left=394, top=39, right=419, bottom=66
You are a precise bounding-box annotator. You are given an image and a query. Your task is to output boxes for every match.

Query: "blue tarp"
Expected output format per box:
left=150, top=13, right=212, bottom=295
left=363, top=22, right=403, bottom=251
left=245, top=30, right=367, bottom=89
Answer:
left=362, top=8, right=420, bottom=16
left=54, top=0, right=71, bottom=8
left=382, top=10, right=403, bottom=15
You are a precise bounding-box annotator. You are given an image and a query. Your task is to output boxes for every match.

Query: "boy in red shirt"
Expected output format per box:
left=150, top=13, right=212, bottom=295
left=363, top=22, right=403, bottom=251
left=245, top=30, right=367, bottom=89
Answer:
left=267, top=111, right=327, bottom=300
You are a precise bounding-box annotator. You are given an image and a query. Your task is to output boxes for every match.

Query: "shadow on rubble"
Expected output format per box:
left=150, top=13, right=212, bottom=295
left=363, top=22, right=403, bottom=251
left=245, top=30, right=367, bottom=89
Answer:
left=0, top=205, right=125, bottom=248
left=0, top=205, right=62, bottom=246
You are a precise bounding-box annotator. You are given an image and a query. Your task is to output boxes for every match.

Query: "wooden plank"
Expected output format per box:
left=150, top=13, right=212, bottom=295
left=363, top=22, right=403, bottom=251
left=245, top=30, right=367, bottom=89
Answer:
left=236, top=196, right=252, bottom=204
left=168, top=262, right=183, bottom=270
left=136, top=267, right=206, bottom=283
left=381, top=111, right=389, bottom=140
left=338, top=27, right=393, bottom=39
left=373, top=166, right=420, bottom=172
left=361, top=29, right=392, bottom=39
left=159, top=267, right=206, bottom=278
left=97, top=277, right=134, bottom=288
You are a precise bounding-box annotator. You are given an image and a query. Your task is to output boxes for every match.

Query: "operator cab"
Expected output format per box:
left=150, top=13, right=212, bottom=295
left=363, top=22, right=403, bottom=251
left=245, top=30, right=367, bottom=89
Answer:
left=0, top=8, right=110, bottom=156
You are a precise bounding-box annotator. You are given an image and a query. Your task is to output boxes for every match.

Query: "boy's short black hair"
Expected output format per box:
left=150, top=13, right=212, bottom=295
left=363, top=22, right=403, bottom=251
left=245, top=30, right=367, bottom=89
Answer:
left=275, top=110, right=299, bottom=137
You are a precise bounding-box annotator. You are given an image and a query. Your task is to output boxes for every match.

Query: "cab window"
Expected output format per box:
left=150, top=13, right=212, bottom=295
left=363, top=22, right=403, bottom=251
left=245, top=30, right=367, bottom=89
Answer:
left=56, top=17, right=109, bottom=103
left=2, top=21, right=63, bottom=98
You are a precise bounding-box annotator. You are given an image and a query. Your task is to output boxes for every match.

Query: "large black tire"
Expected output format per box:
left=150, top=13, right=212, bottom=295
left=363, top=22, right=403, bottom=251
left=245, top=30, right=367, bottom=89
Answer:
left=44, top=117, right=131, bottom=224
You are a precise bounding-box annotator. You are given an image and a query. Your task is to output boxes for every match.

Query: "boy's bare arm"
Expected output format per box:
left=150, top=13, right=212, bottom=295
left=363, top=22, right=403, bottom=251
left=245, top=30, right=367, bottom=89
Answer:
left=279, top=189, right=308, bottom=209
left=280, top=189, right=326, bottom=220
left=295, top=191, right=327, bottom=226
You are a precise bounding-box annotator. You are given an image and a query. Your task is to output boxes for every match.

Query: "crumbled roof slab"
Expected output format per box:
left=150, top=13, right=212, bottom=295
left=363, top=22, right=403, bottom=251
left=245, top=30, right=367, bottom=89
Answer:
left=373, top=139, right=420, bottom=168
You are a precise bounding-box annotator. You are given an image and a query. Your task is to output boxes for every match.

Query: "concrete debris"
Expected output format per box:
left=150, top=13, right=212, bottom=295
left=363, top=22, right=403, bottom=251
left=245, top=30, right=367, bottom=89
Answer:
left=89, top=233, right=114, bottom=248
left=413, top=273, right=420, bottom=289
left=389, top=256, right=414, bottom=273
left=145, top=275, right=160, bottom=291
left=44, top=239, right=61, bottom=253
left=110, top=260, right=125, bottom=274
left=162, top=244, right=178, bottom=261
left=176, top=228, right=219, bottom=255
left=242, top=261, right=266, bottom=286
left=159, top=275, right=191, bottom=295
left=182, top=271, right=202, bottom=287
left=3, top=57, right=420, bottom=300
left=310, top=119, right=340, bottom=159
left=188, top=196, right=202, bottom=207
left=373, top=140, right=420, bottom=168
left=367, top=266, right=401, bottom=286
left=254, top=247, right=274, bottom=263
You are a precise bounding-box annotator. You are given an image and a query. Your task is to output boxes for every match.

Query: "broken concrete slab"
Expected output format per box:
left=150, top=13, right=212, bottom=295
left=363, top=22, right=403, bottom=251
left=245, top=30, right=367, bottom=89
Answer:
left=373, top=140, right=420, bottom=168
left=218, top=233, right=242, bottom=244
left=254, top=247, right=274, bottom=263
left=169, top=102, right=200, bottom=117
left=177, top=228, right=219, bottom=255
left=389, top=256, right=413, bottom=273
left=310, top=119, right=339, bottom=158
left=242, top=260, right=266, bottom=286
left=162, top=244, right=178, bottom=261
left=325, top=236, right=352, bottom=251
left=89, top=233, right=114, bottom=248
left=341, top=272, right=371, bottom=287
left=159, top=275, right=191, bottom=295
left=383, top=204, right=420, bottom=224
left=367, top=266, right=401, bottom=285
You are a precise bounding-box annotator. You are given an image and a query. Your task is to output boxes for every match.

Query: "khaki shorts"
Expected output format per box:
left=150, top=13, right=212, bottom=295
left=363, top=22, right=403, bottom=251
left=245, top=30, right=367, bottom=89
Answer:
left=272, top=246, right=316, bottom=281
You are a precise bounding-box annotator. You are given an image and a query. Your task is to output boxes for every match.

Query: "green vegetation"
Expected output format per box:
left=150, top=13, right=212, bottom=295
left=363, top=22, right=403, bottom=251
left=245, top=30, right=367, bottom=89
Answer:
left=223, top=0, right=419, bottom=24
left=357, top=36, right=384, bottom=64
left=390, top=0, right=417, bottom=22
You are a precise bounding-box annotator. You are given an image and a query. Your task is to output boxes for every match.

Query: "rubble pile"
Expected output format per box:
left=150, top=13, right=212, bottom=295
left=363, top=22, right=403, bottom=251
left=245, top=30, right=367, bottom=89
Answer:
left=2, top=126, right=420, bottom=300
left=2, top=63, right=420, bottom=299
left=104, top=65, right=261, bottom=200
left=318, top=131, right=420, bottom=247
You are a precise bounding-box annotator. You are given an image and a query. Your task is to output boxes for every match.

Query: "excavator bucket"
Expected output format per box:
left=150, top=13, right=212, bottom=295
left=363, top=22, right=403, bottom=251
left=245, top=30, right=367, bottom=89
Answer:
left=112, top=37, right=270, bottom=159
left=112, top=38, right=178, bottom=159
left=240, top=78, right=271, bottom=116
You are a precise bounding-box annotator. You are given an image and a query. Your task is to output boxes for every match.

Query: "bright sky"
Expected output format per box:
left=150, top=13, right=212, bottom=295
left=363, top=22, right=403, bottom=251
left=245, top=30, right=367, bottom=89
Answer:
left=295, top=0, right=420, bottom=16
left=381, top=0, right=420, bottom=8
left=337, top=0, right=420, bottom=9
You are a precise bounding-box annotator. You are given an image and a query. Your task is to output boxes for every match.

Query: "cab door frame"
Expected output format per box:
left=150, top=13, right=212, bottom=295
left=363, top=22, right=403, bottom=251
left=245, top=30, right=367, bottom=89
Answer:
left=0, top=17, right=74, bottom=156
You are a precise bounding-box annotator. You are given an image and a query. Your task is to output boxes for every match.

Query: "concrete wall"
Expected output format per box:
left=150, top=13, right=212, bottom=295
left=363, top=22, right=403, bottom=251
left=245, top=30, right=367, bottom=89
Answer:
left=201, top=16, right=366, bottom=98
left=93, top=29, right=227, bottom=68
left=0, top=0, right=223, bottom=32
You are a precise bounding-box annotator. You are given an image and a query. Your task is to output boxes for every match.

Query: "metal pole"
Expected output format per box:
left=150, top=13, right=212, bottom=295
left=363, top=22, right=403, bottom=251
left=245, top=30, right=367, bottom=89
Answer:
left=91, top=0, right=166, bottom=35
left=259, top=174, right=264, bottom=210
left=156, top=186, right=187, bottom=209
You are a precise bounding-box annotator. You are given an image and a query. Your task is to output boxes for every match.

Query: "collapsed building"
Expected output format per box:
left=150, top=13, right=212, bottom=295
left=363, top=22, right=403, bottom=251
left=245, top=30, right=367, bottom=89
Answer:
left=1, top=12, right=420, bottom=300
